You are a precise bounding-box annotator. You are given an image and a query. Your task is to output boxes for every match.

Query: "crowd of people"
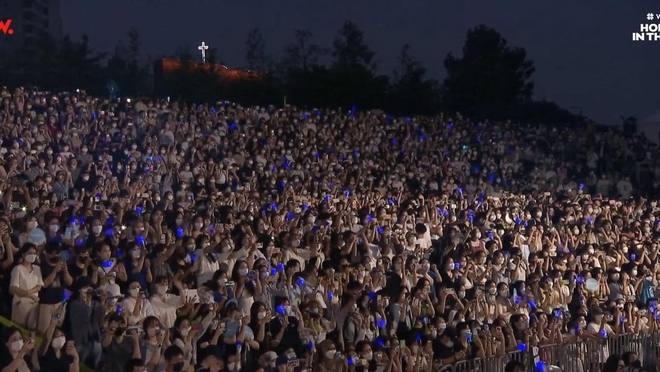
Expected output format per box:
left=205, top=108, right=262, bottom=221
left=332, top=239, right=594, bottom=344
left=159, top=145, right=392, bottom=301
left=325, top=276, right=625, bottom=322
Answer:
left=0, top=86, right=658, bottom=372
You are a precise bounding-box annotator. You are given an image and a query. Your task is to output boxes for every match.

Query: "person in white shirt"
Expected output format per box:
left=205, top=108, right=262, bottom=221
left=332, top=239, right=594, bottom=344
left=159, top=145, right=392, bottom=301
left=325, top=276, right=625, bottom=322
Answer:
left=121, top=280, right=156, bottom=326
left=9, top=243, right=44, bottom=329
left=150, top=275, right=185, bottom=329
left=192, top=235, right=220, bottom=286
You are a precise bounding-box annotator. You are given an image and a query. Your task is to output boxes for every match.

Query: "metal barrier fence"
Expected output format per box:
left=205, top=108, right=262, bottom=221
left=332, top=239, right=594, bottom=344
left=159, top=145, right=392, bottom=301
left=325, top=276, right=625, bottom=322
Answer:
left=447, top=333, right=660, bottom=372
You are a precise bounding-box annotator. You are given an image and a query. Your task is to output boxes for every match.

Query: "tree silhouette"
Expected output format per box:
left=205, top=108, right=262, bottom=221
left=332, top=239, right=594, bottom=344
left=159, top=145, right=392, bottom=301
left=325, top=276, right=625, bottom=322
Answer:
left=280, top=29, right=324, bottom=74
left=106, top=28, right=151, bottom=97
left=443, top=25, right=535, bottom=119
left=278, top=29, right=328, bottom=106
left=328, top=20, right=386, bottom=108
left=245, top=28, right=269, bottom=71
left=389, top=44, right=441, bottom=115
left=0, top=19, right=581, bottom=123
left=332, top=20, right=375, bottom=72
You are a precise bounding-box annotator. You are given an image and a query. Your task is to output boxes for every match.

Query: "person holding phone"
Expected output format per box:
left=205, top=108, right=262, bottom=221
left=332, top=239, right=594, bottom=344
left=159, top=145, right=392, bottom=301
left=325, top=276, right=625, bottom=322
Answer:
left=121, top=280, right=156, bottom=326
left=37, top=241, right=73, bottom=335
left=68, top=276, right=104, bottom=369
left=0, top=327, right=35, bottom=372
left=36, top=305, right=79, bottom=372
left=101, top=314, right=142, bottom=372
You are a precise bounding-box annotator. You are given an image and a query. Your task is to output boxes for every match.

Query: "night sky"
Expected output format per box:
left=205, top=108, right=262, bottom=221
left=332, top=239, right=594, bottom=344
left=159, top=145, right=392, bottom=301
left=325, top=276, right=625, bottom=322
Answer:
left=61, top=0, right=659, bottom=125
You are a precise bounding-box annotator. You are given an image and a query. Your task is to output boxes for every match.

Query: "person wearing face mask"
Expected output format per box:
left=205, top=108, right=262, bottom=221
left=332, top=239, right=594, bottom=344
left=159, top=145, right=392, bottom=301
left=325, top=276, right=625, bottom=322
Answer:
left=163, top=345, right=186, bottom=372
left=0, top=328, right=35, bottom=372
left=269, top=297, right=302, bottom=354
left=9, top=243, right=44, bottom=329
left=170, top=316, right=199, bottom=371
left=124, top=242, right=152, bottom=294
left=586, top=307, right=614, bottom=361
left=67, top=246, right=95, bottom=283
left=36, top=323, right=79, bottom=372
left=354, top=341, right=377, bottom=372
left=37, top=242, right=74, bottom=335
left=120, top=281, right=156, bottom=326
left=245, top=302, right=270, bottom=367
left=231, top=260, right=258, bottom=315
left=313, top=340, right=341, bottom=372
left=192, top=234, right=220, bottom=286
left=150, top=276, right=186, bottom=329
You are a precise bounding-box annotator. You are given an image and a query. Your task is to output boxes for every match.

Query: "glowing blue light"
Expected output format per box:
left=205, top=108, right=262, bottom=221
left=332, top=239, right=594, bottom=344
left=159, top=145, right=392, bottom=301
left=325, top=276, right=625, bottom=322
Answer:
left=376, top=226, right=384, bottom=234
left=377, top=318, right=386, bottom=328
left=286, top=211, right=295, bottom=221
left=277, top=262, right=285, bottom=272
left=270, top=268, right=277, bottom=276
left=176, top=228, right=184, bottom=238
left=136, top=206, right=143, bottom=215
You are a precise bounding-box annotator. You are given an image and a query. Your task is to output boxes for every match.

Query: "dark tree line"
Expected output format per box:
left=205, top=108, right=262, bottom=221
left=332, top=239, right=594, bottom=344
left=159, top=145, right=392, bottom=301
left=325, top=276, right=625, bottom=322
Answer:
left=0, top=22, right=578, bottom=124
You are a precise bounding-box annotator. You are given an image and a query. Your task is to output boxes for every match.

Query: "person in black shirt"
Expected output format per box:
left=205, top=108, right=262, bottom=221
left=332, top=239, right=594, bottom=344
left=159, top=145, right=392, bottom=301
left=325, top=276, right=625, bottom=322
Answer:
left=67, top=245, right=97, bottom=285
left=37, top=242, right=73, bottom=336
left=268, top=296, right=302, bottom=354
left=432, top=327, right=465, bottom=366
left=194, top=345, right=224, bottom=372
left=36, top=316, right=79, bottom=372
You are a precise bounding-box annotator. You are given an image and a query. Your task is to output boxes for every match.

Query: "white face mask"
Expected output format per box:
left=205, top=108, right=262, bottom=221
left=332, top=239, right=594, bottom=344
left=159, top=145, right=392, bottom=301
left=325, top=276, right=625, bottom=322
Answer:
left=131, top=250, right=141, bottom=259
left=325, top=350, right=336, bottom=359
left=92, top=225, right=103, bottom=234
left=25, top=254, right=37, bottom=263
left=180, top=327, right=190, bottom=337
left=129, top=288, right=139, bottom=298
left=258, top=311, right=267, bottom=320
left=156, top=285, right=167, bottom=295
left=51, top=336, right=66, bottom=349
left=50, top=224, right=60, bottom=232
left=194, top=222, right=203, bottom=230
left=363, top=351, right=373, bottom=360
left=10, top=340, right=24, bottom=352
left=239, top=268, right=249, bottom=276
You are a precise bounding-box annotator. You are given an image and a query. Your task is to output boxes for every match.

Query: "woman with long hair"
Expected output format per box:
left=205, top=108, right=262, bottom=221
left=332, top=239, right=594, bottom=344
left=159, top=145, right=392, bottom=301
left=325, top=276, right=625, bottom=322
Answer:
left=36, top=308, right=80, bottom=372
left=0, top=327, right=35, bottom=372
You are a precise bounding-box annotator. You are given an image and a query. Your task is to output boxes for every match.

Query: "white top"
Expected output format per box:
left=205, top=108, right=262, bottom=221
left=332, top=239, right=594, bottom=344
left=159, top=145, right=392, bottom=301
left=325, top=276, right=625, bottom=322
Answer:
left=192, top=250, right=220, bottom=285
left=10, top=264, right=44, bottom=305
left=150, top=293, right=183, bottom=329
left=121, top=296, right=157, bottom=326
